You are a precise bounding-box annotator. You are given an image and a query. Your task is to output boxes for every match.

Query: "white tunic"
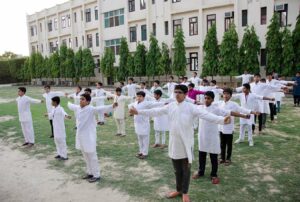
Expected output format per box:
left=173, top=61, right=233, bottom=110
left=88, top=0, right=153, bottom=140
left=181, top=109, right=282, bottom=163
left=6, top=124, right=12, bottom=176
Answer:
left=188, top=76, right=202, bottom=86
left=16, top=95, right=41, bottom=122
left=235, top=74, right=254, bottom=84
left=138, top=101, right=225, bottom=163
left=68, top=91, right=84, bottom=105
left=153, top=98, right=169, bottom=131
left=198, top=104, right=230, bottom=154
left=124, top=84, right=140, bottom=97
left=163, top=82, right=177, bottom=98
left=43, top=91, right=65, bottom=120
left=49, top=105, right=68, bottom=139
left=92, top=89, right=112, bottom=106
left=112, top=95, right=132, bottom=119
left=67, top=103, right=113, bottom=152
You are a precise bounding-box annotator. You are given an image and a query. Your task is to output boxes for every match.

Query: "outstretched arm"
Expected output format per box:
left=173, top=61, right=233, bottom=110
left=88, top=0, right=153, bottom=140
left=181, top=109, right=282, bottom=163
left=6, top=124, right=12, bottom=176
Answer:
left=130, top=105, right=168, bottom=117
left=67, top=102, right=79, bottom=111
left=28, top=97, right=43, bottom=104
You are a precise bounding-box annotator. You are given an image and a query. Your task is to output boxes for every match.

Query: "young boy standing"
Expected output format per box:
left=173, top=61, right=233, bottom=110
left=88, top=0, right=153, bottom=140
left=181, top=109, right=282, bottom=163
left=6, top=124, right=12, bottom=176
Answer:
left=16, top=87, right=43, bottom=147
left=163, top=76, right=177, bottom=98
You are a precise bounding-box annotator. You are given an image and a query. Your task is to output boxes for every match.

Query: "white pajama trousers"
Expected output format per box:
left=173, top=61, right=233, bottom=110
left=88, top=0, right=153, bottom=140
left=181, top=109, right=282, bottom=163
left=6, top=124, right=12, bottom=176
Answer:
left=115, top=118, right=125, bottom=135
left=155, top=131, right=166, bottom=145
left=98, top=112, right=105, bottom=122
left=239, top=124, right=253, bottom=142
left=54, top=137, right=67, bottom=158
left=82, top=151, right=100, bottom=178
left=20, top=121, right=35, bottom=143
left=137, top=135, right=150, bottom=155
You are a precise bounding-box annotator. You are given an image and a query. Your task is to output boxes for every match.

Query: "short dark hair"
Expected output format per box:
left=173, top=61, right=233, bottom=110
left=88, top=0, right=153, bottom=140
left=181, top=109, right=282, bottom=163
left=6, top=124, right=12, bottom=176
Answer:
left=51, top=96, right=60, bottom=105
left=84, top=88, right=92, bottom=94
left=254, top=73, right=261, bottom=77
left=81, top=93, right=91, bottom=102
left=188, top=83, right=195, bottom=88
left=211, top=80, right=217, bottom=85
left=183, top=76, right=188, bottom=80
left=223, top=88, right=233, bottom=96
left=18, top=87, right=26, bottom=93
left=96, top=82, right=103, bottom=86
left=205, top=91, right=215, bottom=100
left=203, top=79, right=209, bottom=83
left=136, top=91, right=146, bottom=97
left=44, top=85, right=51, bottom=89
left=267, top=72, right=273, bottom=76
left=120, top=81, right=124, bottom=85
left=140, top=82, right=146, bottom=86
left=154, top=80, right=160, bottom=85
left=116, top=87, right=122, bottom=92
left=128, top=77, right=134, bottom=81
left=154, top=89, right=162, bottom=97
left=169, top=76, right=174, bottom=80
left=174, top=85, right=188, bottom=94
left=193, top=72, right=197, bottom=75
left=260, top=78, right=266, bottom=82
left=243, top=83, right=251, bottom=90
left=77, top=85, right=82, bottom=91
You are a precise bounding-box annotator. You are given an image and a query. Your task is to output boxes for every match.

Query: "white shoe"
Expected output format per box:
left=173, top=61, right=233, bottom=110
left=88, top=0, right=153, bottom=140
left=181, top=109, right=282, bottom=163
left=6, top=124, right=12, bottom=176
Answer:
left=234, top=139, right=242, bottom=144
left=249, top=141, right=254, bottom=146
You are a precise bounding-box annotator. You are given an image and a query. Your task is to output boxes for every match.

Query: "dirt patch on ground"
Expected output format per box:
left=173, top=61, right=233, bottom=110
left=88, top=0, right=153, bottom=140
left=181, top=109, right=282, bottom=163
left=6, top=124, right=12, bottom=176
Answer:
left=0, top=115, right=15, bottom=122
left=265, top=128, right=300, bottom=141
left=128, top=161, right=161, bottom=182
left=0, top=98, right=14, bottom=104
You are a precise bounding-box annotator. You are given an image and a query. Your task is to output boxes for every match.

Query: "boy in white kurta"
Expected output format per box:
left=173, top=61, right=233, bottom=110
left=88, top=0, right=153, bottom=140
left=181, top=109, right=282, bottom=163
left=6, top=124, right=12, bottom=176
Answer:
left=235, top=70, right=254, bottom=84
left=49, top=96, right=71, bottom=160
left=129, top=85, right=231, bottom=202
left=16, top=87, right=43, bottom=147
left=43, top=85, right=65, bottom=138
left=162, top=76, right=177, bottom=98
left=67, top=94, right=117, bottom=183
left=123, top=78, right=140, bottom=102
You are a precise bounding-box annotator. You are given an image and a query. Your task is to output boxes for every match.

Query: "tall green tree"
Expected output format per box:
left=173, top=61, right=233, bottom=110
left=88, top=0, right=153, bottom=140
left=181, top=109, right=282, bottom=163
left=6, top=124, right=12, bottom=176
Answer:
left=293, top=14, right=300, bottom=70
left=65, top=48, right=75, bottom=79
left=202, top=23, right=219, bottom=77
left=100, top=48, right=115, bottom=79
left=239, top=26, right=261, bottom=74
left=266, top=12, right=282, bottom=73
left=282, top=28, right=295, bottom=76
left=59, top=44, right=68, bottom=79
left=127, top=53, right=135, bottom=77
left=35, top=52, right=44, bottom=78
left=219, top=24, right=239, bottom=76
left=118, top=37, right=129, bottom=81
left=172, top=28, right=186, bottom=77
left=74, top=47, right=83, bottom=81
left=28, top=53, right=36, bottom=79
left=82, top=48, right=95, bottom=80
left=134, top=43, right=147, bottom=77
left=159, top=42, right=172, bottom=78
left=44, top=56, right=51, bottom=79
left=146, top=34, right=161, bottom=79
left=50, top=52, right=60, bottom=79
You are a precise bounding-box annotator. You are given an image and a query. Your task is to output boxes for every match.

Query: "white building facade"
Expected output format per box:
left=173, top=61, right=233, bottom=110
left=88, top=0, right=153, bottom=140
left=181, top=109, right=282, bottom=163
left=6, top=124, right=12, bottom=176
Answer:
left=27, top=0, right=300, bottom=76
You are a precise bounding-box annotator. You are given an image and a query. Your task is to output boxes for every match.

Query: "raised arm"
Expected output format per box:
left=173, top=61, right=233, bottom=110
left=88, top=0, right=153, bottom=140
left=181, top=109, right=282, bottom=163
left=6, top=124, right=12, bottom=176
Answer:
left=93, top=104, right=115, bottom=114
left=191, top=105, right=228, bottom=125
left=131, top=105, right=169, bottom=117
left=28, top=97, right=42, bottom=104
left=235, top=75, right=242, bottom=79
left=67, top=102, right=79, bottom=111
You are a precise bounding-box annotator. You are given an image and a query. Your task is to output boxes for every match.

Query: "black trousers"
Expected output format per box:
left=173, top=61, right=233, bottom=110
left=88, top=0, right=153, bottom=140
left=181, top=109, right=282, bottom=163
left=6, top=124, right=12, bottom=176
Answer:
left=49, top=120, right=54, bottom=136
left=172, top=158, right=191, bottom=194
left=269, top=103, right=276, bottom=121
left=198, top=151, right=218, bottom=177
left=220, top=132, right=233, bottom=161
left=254, top=114, right=264, bottom=132
left=294, top=95, right=300, bottom=105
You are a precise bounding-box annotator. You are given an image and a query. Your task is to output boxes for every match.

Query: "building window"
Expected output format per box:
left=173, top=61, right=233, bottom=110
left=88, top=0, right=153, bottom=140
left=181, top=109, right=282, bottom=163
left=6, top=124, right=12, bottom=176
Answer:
left=141, top=24, right=147, bottom=41
left=30, top=26, right=35, bottom=36
left=62, top=39, right=67, bottom=46
left=95, top=6, right=99, bottom=20
left=39, top=23, right=42, bottom=32
left=152, top=23, right=156, bottom=36
left=69, top=38, right=72, bottom=48
left=54, top=18, right=58, bottom=30
left=87, top=34, right=93, bottom=48
left=96, top=33, right=100, bottom=47
left=172, top=0, right=180, bottom=2
left=41, top=44, right=43, bottom=52
left=81, top=10, right=83, bottom=21
left=104, top=9, right=125, bottom=28
left=173, top=19, right=182, bottom=36
left=82, top=36, right=84, bottom=46
left=224, top=12, right=234, bottom=31
left=165, top=21, right=169, bottom=35
left=152, top=0, right=155, bottom=4
left=260, top=49, right=266, bottom=66
left=261, top=7, right=267, bottom=25
left=48, top=20, right=52, bottom=32
left=61, top=16, right=66, bottom=28
left=67, top=15, right=71, bottom=27
left=189, top=52, right=198, bottom=71
left=105, top=38, right=121, bottom=55
left=74, top=12, right=77, bottom=23
left=49, top=42, right=54, bottom=53
left=129, top=0, right=135, bottom=12
left=130, top=26, right=137, bottom=42
left=189, top=17, right=198, bottom=36
left=207, top=14, right=216, bottom=32
left=275, top=4, right=288, bottom=27
left=86, top=8, right=91, bottom=22
left=31, top=46, right=35, bottom=53
left=242, top=10, right=247, bottom=27
left=75, top=37, right=78, bottom=47
left=140, top=0, right=146, bottom=10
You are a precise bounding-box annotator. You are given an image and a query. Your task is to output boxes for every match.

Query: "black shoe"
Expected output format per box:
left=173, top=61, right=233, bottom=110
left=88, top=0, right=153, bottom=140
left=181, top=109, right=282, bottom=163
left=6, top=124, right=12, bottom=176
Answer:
left=54, top=155, right=61, bottom=159
left=97, top=122, right=104, bottom=125
left=59, top=157, right=68, bottom=161
left=50, top=135, right=54, bottom=138
left=22, top=142, right=29, bottom=146
left=88, top=177, right=101, bottom=183
left=82, top=174, right=93, bottom=180
left=27, top=143, right=34, bottom=147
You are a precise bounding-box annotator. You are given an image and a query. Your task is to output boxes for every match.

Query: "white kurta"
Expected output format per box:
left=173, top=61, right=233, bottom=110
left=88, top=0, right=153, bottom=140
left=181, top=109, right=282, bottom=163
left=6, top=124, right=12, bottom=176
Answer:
left=16, top=95, right=41, bottom=122
left=112, top=95, right=132, bottom=119
left=124, top=84, right=140, bottom=97
left=43, top=91, right=65, bottom=120
left=188, top=76, right=202, bottom=86
left=138, top=101, right=225, bottom=163
left=153, top=98, right=169, bottom=131
left=67, top=103, right=113, bottom=153
left=68, top=91, right=84, bottom=105
left=211, top=86, right=223, bottom=102
left=163, top=82, right=177, bottom=98
left=235, top=74, right=254, bottom=84
left=198, top=104, right=230, bottom=154
left=49, top=105, right=68, bottom=139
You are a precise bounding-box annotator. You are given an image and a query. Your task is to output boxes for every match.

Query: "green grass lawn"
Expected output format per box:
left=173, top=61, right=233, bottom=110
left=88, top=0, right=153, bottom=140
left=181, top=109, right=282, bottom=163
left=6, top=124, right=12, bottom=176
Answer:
left=0, top=86, right=299, bottom=201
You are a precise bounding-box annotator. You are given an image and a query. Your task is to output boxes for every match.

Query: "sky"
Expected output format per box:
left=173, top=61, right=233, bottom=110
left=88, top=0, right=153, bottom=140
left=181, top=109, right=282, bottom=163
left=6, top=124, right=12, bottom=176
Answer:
left=0, top=0, right=67, bottom=56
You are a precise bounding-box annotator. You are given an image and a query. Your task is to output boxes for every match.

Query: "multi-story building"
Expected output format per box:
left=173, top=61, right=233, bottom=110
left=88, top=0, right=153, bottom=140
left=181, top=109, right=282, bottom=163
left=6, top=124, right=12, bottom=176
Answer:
left=27, top=0, right=300, bottom=77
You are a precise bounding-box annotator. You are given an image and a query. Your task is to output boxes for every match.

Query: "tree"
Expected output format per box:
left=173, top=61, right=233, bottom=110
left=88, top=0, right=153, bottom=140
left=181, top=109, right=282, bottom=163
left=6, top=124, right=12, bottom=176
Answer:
left=172, top=28, right=186, bottom=77
left=127, top=53, right=135, bottom=77
left=19, top=58, right=31, bottom=81
left=202, top=23, right=219, bottom=78
left=146, top=34, right=161, bottom=80
left=293, top=14, right=300, bottom=70
left=219, top=24, right=239, bottom=76
left=44, top=56, right=51, bottom=79
left=100, top=48, right=115, bottom=79
left=82, top=48, right=95, bottom=80
left=65, top=48, right=75, bottom=80
left=118, top=37, right=129, bottom=81
left=35, top=52, right=44, bottom=78
left=239, top=26, right=261, bottom=74
left=74, top=47, right=83, bottom=82
left=134, top=43, right=147, bottom=77
left=159, top=42, right=172, bottom=79
left=0, top=51, right=17, bottom=60
left=266, top=13, right=282, bottom=73
left=28, top=53, right=36, bottom=79
left=50, top=51, right=60, bottom=79
left=59, top=44, right=68, bottom=79
left=282, top=28, right=295, bottom=76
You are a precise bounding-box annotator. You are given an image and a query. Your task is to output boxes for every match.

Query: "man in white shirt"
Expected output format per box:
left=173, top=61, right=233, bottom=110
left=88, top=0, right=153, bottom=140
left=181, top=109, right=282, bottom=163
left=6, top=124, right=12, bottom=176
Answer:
left=123, top=78, right=140, bottom=102
left=162, top=76, right=177, bottom=98
left=129, top=85, right=230, bottom=202
left=188, top=72, right=202, bottom=86
left=16, top=87, right=43, bottom=147
left=235, top=70, right=254, bottom=84
left=43, top=85, right=65, bottom=138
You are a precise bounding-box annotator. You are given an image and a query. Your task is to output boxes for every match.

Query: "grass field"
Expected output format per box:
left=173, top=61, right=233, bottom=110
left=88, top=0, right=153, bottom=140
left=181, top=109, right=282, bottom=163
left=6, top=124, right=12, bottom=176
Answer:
left=0, top=86, right=299, bottom=202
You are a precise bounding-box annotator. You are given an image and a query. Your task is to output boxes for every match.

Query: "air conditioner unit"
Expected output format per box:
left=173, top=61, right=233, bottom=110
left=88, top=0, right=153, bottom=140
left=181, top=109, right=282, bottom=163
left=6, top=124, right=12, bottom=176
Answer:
left=275, top=4, right=285, bottom=11
left=225, top=12, right=233, bottom=18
